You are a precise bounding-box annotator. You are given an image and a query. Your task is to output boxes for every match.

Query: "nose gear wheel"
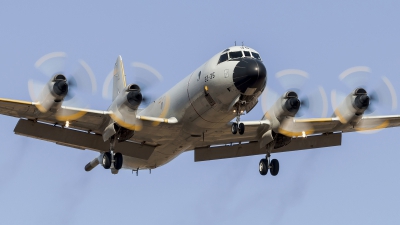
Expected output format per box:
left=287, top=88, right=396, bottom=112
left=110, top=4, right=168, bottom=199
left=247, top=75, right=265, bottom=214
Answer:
left=231, top=123, right=238, bottom=134
left=238, top=123, right=245, bottom=135
left=231, top=104, right=246, bottom=135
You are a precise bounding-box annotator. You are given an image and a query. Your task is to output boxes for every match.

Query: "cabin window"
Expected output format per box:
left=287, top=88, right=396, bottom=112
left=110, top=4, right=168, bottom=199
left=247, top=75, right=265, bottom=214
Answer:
left=251, top=52, right=261, bottom=60
left=229, top=51, right=243, bottom=59
left=218, top=53, right=228, bottom=64
left=243, top=51, right=251, bottom=57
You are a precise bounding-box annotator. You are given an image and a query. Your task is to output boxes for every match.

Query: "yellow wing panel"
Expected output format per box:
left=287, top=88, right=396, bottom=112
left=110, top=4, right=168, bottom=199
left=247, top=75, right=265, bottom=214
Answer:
left=0, top=98, right=109, bottom=133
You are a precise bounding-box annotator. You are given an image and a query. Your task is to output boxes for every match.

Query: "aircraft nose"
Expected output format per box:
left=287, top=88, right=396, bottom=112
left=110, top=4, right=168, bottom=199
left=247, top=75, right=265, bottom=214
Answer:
left=232, top=58, right=267, bottom=94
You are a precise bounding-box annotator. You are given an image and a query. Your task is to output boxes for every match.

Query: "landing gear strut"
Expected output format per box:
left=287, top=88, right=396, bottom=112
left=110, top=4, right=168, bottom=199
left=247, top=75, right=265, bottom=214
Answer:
left=231, top=105, right=245, bottom=135
left=259, top=153, right=279, bottom=176
left=101, top=135, right=124, bottom=171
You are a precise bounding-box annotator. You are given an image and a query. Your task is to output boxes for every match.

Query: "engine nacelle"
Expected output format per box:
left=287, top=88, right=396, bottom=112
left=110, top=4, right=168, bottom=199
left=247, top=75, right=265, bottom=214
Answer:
left=108, top=83, right=143, bottom=131
left=112, top=84, right=143, bottom=111
left=262, top=91, right=300, bottom=131
left=51, top=74, right=69, bottom=101
left=333, top=88, right=369, bottom=125
left=34, top=74, right=69, bottom=112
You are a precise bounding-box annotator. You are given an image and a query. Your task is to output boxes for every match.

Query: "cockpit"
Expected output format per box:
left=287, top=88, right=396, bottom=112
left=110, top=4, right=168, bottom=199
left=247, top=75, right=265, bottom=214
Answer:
left=218, top=48, right=262, bottom=64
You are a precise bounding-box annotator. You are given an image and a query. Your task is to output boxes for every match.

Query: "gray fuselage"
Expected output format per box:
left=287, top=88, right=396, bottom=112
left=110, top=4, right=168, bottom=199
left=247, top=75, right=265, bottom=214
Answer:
left=123, top=46, right=267, bottom=170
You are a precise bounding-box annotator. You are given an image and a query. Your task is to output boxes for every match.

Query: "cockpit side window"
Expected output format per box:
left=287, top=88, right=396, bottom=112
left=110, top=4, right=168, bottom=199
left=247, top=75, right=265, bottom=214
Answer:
left=251, top=52, right=261, bottom=60
left=218, top=53, right=228, bottom=64
left=243, top=51, right=251, bottom=57
left=229, top=51, right=243, bottom=59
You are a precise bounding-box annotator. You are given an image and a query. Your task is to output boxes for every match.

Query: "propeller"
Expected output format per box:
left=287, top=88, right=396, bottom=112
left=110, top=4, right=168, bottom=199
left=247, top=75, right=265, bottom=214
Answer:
left=331, top=66, right=397, bottom=115
left=103, top=61, right=166, bottom=129
left=29, top=52, right=97, bottom=121
left=331, top=66, right=397, bottom=133
left=260, top=69, right=328, bottom=137
left=261, top=69, right=329, bottom=118
left=102, top=61, right=163, bottom=103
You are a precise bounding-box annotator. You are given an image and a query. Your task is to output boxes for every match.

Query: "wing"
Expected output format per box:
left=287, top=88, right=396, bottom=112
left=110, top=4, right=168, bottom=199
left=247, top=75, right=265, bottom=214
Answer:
left=0, top=97, right=109, bottom=133
left=0, top=98, right=176, bottom=157
left=193, top=115, right=400, bottom=161
left=286, top=115, right=400, bottom=133
left=0, top=98, right=178, bottom=148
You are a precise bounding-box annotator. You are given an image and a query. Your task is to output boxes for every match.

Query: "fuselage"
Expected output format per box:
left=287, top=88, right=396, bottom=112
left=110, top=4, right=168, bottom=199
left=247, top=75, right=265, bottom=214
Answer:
left=123, top=46, right=267, bottom=170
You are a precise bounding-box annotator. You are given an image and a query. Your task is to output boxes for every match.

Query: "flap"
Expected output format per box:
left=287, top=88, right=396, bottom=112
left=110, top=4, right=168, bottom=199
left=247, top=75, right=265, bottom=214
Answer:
left=194, top=133, right=341, bottom=162
left=14, top=119, right=155, bottom=160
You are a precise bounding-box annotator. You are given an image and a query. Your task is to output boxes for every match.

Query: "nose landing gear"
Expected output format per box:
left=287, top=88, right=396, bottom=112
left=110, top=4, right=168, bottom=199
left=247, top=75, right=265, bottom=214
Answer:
left=231, top=105, right=245, bottom=135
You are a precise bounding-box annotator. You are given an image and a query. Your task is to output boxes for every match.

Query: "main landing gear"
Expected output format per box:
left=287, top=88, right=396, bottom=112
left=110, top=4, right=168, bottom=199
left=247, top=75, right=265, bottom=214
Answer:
left=259, top=153, right=279, bottom=176
left=101, top=135, right=123, bottom=171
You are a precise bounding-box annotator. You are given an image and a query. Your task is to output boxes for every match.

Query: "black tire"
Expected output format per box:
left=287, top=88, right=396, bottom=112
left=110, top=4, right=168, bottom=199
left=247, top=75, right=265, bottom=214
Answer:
left=238, top=123, right=245, bottom=135
left=231, top=123, right=238, bottom=134
left=259, top=158, right=268, bottom=176
left=270, top=159, right=279, bottom=176
left=114, top=152, right=123, bottom=170
left=102, top=152, right=111, bottom=169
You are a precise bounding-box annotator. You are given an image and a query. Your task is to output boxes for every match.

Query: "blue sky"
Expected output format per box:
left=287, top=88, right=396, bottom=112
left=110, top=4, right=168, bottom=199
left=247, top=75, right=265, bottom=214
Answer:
left=1, top=1, right=400, bottom=224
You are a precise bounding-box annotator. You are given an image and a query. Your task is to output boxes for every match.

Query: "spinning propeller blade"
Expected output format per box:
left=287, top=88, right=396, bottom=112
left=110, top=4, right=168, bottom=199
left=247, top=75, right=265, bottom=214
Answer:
left=102, top=61, right=167, bottom=128
left=261, top=69, right=328, bottom=137
left=29, top=52, right=97, bottom=121
left=261, top=69, right=328, bottom=118
left=332, top=66, right=397, bottom=115
left=332, top=66, right=397, bottom=133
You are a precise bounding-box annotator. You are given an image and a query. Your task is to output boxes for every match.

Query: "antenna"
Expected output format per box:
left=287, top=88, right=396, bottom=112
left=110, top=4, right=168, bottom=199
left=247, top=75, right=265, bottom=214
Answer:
left=242, top=41, right=244, bottom=46
left=235, top=41, right=236, bottom=46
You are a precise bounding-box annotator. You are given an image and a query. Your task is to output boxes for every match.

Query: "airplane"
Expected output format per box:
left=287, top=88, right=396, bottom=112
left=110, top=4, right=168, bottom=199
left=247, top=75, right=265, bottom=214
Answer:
left=1, top=45, right=399, bottom=176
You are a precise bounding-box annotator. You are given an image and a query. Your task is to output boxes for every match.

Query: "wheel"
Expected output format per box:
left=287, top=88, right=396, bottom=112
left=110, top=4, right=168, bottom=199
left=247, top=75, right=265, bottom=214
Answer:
left=114, top=152, right=123, bottom=170
left=231, top=123, right=238, bottom=134
left=102, top=152, right=111, bottom=169
left=238, top=123, right=245, bottom=135
left=259, top=158, right=268, bottom=176
left=270, top=159, right=279, bottom=176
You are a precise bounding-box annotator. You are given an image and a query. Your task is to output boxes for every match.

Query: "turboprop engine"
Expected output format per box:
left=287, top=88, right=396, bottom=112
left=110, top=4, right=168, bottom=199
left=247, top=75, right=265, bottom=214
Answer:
left=114, top=84, right=143, bottom=111
left=262, top=91, right=301, bottom=131
left=258, top=91, right=301, bottom=148
left=32, top=74, right=69, bottom=112
left=103, top=84, right=143, bottom=142
left=333, top=88, right=370, bottom=125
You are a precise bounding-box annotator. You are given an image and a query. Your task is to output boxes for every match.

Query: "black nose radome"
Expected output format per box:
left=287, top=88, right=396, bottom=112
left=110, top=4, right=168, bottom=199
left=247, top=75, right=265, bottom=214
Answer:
left=232, top=58, right=267, bottom=94
left=355, top=94, right=370, bottom=109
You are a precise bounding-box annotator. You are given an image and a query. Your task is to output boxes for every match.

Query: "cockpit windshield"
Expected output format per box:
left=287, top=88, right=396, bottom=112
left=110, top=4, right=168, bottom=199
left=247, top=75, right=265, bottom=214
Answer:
left=218, top=49, right=262, bottom=64
left=229, top=51, right=243, bottom=59
left=251, top=52, right=261, bottom=60
left=218, top=53, right=228, bottom=64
